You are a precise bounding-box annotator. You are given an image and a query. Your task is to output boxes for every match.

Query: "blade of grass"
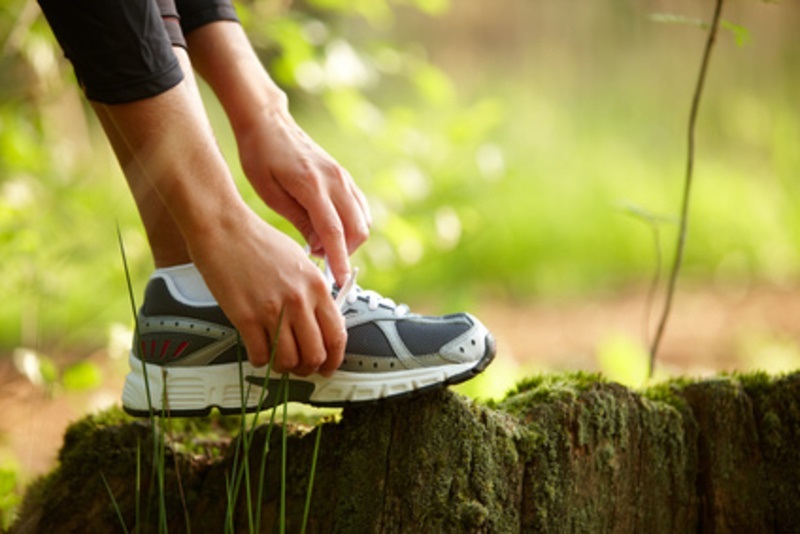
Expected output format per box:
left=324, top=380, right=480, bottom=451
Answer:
left=300, top=422, right=324, bottom=534
left=253, top=310, right=285, bottom=534
left=227, top=307, right=283, bottom=533
left=100, top=471, right=130, bottom=534
left=157, top=399, right=168, bottom=534
left=238, top=346, right=254, bottom=532
left=225, top=335, right=248, bottom=531
left=165, top=414, right=191, bottom=532
left=252, top=376, right=285, bottom=534
left=117, top=226, right=163, bottom=529
left=135, top=440, right=141, bottom=534
left=224, top=473, right=235, bottom=534
left=116, top=224, right=153, bottom=418
left=280, top=373, right=289, bottom=534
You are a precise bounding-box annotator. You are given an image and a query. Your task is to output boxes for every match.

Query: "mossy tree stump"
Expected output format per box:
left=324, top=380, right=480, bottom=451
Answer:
left=11, top=372, right=800, bottom=533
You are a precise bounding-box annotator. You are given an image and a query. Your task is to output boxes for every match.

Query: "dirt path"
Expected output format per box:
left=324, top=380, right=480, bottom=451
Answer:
left=2, top=283, right=800, bottom=487
left=481, top=282, right=800, bottom=376
left=0, top=349, right=126, bottom=487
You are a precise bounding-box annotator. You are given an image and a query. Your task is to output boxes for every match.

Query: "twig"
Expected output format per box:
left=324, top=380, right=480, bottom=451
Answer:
left=648, top=0, right=726, bottom=377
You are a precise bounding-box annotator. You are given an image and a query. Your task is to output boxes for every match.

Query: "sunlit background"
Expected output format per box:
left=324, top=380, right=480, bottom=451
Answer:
left=1, top=0, right=799, bottom=518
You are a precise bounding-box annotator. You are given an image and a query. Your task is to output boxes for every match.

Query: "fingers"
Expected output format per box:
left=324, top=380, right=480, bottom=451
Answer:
left=316, top=298, right=347, bottom=376
left=255, top=165, right=370, bottom=276
left=308, top=200, right=351, bottom=286
left=304, top=167, right=371, bottom=286
left=193, top=213, right=345, bottom=382
left=239, top=112, right=371, bottom=277
left=238, top=322, right=270, bottom=368
left=241, top=267, right=345, bottom=378
left=282, top=295, right=326, bottom=377
left=336, top=167, right=372, bottom=253
left=287, top=299, right=345, bottom=377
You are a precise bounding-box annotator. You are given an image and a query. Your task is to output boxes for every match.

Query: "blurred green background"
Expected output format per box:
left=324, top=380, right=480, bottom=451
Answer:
left=2, top=0, right=800, bottom=377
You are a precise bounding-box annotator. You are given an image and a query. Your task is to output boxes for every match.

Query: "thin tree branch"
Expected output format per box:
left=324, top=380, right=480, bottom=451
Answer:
left=649, top=0, right=726, bottom=377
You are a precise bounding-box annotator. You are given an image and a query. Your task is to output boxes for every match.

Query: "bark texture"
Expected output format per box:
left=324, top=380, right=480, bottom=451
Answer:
left=11, top=371, right=800, bottom=533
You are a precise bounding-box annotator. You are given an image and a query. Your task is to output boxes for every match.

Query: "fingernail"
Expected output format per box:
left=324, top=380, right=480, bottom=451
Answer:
left=308, top=231, right=321, bottom=250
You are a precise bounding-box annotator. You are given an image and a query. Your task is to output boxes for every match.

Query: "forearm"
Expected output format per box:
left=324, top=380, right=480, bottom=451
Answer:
left=101, top=79, right=247, bottom=240
left=185, top=21, right=289, bottom=135
left=181, top=19, right=371, bottom=283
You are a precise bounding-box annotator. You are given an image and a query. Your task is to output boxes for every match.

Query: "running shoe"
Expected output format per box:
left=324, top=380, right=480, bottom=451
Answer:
left=122, top=267, right=496, bottom=417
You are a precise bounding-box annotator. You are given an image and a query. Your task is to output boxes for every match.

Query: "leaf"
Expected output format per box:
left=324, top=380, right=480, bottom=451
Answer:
left=650, top=13, right=751, bottom=47
left=0, top=468, right=20, bottom=530
left=721, top=21, right=751, bottom=47
left=62, top=360, right=102, bottom=391
left=617, top=202, right=676, bottom=227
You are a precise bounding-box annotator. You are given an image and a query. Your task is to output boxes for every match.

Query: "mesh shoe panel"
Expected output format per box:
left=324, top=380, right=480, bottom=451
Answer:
left=346, top=323, right=395, bottom=357
left=395, top=316, right=473, bottom=356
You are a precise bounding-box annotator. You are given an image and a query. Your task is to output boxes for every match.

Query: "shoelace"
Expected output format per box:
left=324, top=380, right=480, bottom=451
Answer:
left=325, top=262, right=409, bottom=317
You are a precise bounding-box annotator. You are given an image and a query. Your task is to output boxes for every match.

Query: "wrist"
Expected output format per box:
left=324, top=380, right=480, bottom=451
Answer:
left=185, top=21, right=290, bottom=135
left=228, top=87, right=290, bottom=140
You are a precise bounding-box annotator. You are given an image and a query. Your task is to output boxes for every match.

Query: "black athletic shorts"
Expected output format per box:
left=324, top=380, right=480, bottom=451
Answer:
left=37, top=0, right=238, bottom=104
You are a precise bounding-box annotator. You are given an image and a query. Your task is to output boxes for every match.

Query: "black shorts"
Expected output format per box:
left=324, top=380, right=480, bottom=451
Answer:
left=38, top=0, right=238, bottom=104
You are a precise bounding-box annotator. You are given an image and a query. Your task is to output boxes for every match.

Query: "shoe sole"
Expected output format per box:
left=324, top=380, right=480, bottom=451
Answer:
left=122, top=334, right=496, bottom=417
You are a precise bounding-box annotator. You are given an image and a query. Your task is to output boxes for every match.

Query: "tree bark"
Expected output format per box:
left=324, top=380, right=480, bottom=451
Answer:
left=11, top=371, right=800, bottom=533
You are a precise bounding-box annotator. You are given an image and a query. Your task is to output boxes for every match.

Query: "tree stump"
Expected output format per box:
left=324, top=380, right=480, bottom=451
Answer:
left=11, top=371, right=800, bottom=533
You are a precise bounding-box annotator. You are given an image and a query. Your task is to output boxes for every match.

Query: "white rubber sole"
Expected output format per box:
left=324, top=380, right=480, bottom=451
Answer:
left=121, top=353, right=265, bottom=416
left=121, top=339, right=494, bottom=416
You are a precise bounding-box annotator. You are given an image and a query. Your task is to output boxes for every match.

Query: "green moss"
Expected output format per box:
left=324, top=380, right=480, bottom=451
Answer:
left=459, top=500, right=488, bottom=529
left=602, top=443, right=618, bottom=469
left=732, top=369, right=783, bottom=398
left=63, top=405, right=132, bottom=436
left=640, top=377, right=695, bottom=408
left=504, top=371, right=606, bottom=399
left=17, top=372, right=800, bottom=532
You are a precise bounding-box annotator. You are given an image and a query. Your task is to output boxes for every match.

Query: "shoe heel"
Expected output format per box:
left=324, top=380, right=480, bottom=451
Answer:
left=122, top=353, right=266, bottom=417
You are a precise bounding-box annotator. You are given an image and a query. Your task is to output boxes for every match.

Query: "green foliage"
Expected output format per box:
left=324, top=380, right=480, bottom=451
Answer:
left=61, top=360, right=102, bottom=391
left=11, top=347, right=104, bottom=394
left=0, top=468, right=21, bottom=531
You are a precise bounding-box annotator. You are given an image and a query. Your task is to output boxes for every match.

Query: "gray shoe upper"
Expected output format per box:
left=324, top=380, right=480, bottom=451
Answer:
left=337, top=286, right=489, bottom=371
left=134, top=275, right=491, bottom=372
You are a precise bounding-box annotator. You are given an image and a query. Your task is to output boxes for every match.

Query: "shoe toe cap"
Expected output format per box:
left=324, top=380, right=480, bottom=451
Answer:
left=439, top=314, right=492, bottom=363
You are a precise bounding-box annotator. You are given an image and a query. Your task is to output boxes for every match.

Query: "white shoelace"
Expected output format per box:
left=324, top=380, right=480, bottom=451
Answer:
left=327, top=264, right=408, bottom=317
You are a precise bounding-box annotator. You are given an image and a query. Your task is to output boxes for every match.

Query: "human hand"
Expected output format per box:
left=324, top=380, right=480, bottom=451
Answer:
left=187, top=204, right=346, bottom=376
left=236, top=105, right=372, bottom=287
